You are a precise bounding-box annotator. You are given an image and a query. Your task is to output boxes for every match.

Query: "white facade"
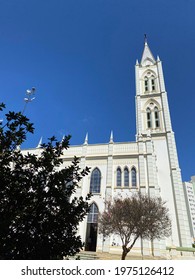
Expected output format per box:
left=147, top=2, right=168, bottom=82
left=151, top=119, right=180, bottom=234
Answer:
left=183, top=177, right=195, bottom=241
left=23, top=41, right=192, bottom=256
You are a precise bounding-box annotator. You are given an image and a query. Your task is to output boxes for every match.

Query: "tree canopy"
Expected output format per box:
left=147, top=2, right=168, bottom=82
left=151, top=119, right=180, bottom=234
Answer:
left=0, top=103, right=90, bottom=259
left=99, top=193, right=171, bottom=260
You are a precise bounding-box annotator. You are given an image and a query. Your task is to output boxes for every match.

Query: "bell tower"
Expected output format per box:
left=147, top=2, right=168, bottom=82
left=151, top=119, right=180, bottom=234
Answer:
left=135, top=37, right=192, bottom=248
left=135, top=36, right=172, bottom=137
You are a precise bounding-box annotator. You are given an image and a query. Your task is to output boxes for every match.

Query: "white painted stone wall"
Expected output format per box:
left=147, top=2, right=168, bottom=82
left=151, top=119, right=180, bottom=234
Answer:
left=183, top=180, right=195, bottom=240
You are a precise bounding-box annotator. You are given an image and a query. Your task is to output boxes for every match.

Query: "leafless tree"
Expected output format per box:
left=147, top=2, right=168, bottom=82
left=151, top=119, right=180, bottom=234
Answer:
left=98, top=193, right=171, bottom=260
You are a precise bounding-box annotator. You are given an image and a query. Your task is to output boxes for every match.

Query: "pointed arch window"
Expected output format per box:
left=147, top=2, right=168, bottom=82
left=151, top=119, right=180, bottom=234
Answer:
left=90, top=168, right=101, bottom=193
left=151, top=75, right=156, bottom=91
left=131, top=167, right=137, bottom=188
left=124, top=167, right=129, bottom=187
left=87, top=203, right=99, bottom=223
left=144, top=77, right=149, bottom=92
left=116, top=167, right=122, bottom=187
left=154, top=107, right=160, bottom=128
left=146, top=108, right=152, bottom=129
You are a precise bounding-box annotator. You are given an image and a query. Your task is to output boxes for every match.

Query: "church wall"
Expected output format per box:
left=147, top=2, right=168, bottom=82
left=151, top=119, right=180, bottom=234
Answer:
left=152, top=137, right=180, bottom=246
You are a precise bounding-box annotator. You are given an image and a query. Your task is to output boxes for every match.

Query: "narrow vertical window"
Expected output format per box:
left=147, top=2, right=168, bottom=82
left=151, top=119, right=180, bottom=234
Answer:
left=144, top=77, right=149, bottom=92
left=151, top=76, right=155, bottom=91
left=154, top=107, right=160, bottom=128
left=87, top=203, right=99, bottom=223
left=124, top=167, right=129, bottom=187
left=131, top=167, right=137, bottom=188
left=146, top=108, right=152, bottom=128
left=90, top=168, right=101, bottom=193
left=117, top=168, right=122, bottom=187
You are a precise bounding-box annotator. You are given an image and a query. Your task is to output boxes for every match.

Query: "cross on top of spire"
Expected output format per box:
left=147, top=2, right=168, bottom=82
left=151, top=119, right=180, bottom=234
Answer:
left=144, top=34, right=147, bottom=44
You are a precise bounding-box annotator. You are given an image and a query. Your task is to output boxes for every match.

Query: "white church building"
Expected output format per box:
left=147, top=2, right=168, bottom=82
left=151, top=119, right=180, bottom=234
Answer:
left=23, top=40, right=192, bottom=257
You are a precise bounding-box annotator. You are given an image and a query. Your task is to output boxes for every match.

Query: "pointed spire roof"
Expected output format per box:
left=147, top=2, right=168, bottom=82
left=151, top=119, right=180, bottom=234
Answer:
left=140, top=35, right=156, bottom=66
left=36, top=137, right=43, bottom=148
left=84, top=133, right=88, bottom=145
left=16, top=145, right=21, bottom=151
left=109, top=130, right=114, bottom=143
left=157, top=55, right=160, bottom=62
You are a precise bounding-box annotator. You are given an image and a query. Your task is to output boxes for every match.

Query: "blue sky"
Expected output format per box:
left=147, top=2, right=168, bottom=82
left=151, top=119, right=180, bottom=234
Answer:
left=0, top=0, right=194, bottom=181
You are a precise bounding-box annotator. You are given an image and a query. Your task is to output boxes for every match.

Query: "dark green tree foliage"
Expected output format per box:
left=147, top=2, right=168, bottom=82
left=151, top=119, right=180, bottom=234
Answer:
left=0, top=103, right=90, bottom=259
left=99, top=193, right=171, bottom=260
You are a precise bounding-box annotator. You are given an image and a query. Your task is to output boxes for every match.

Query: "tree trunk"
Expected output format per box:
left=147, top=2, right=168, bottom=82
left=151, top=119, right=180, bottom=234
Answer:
left=141, top=236, right=144, bottom=260
left=121, top=245, right=130, bottom=260
left=121, top=236, right=139, bottom=260
left=151, top=239, right=154, bottom=257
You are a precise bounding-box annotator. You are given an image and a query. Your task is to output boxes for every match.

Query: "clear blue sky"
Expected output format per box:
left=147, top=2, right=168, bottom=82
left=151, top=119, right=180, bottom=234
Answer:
left=0, top=0, right=194, bottom=181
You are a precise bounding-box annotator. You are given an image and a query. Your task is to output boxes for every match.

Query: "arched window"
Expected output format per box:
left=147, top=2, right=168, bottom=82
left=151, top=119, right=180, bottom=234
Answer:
left=144, top=77, right=149, bottom=92
left=131, top=167, right=137, bottom=188
left=87, top=203, right=99, bottom=223
left=151, top=75, right=156, bottom=91
left=154, top=107, right=160, bottom=128
left=116, top=167, right=122, bottom=187
left=146, top=108, right=152, bottom=128
left=124, top=167, right=129, bottom=187
left=90, top=168, right=101, bottom=193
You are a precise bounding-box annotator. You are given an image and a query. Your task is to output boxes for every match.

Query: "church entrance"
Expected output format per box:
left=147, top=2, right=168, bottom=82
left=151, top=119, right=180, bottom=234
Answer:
left=85, top=203, right=99, bottom=252
left=85, top=223, right=98, bottom=251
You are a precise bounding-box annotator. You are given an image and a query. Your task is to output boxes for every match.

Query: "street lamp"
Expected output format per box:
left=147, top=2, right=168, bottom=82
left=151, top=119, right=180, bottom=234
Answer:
left=22, top=87, right=36, bottom=114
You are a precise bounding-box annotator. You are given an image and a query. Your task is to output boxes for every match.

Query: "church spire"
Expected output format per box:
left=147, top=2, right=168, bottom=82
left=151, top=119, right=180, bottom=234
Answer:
left=109, top=130, right=114, bottom=143
left=36, top=137, right=42, bottom=148
left=140, top=34, right=156, bottom=66
left=84, top=133, right=88, bottom=145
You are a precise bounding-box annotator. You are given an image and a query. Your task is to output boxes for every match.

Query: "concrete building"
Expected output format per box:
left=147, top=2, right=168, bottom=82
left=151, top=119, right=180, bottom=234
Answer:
left=23, top=39, right=192, bottom=257
left=183, top=176, right=195, bottom=242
